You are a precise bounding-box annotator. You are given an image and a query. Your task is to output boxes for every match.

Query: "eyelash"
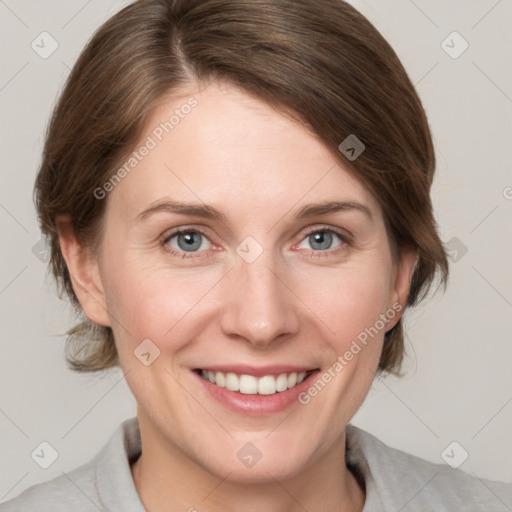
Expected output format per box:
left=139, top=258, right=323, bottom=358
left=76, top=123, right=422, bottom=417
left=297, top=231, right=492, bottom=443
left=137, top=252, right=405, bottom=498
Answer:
left=299, top=226, right=350, bottom=258
left=160, top=226, right=351, bottom=260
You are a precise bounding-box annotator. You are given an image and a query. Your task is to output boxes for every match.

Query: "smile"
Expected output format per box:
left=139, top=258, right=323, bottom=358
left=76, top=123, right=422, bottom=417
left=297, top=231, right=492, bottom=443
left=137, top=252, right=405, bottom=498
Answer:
left=197, top=369, right=314, bottom=395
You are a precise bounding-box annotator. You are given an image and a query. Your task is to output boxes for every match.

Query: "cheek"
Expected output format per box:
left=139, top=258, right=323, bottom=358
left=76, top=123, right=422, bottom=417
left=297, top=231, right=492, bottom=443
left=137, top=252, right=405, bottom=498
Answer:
left=100, top=227, right=394, bottom=363
left=110, top=266, right=390, bottom=341
left=295, top=260, right=393, bottom=346
left=99, top=250, right=221, bottom=350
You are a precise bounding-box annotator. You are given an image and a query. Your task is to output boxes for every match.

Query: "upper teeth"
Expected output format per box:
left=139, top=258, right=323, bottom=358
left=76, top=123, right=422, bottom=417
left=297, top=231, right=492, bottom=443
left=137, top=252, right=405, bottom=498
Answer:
left=201, top=370, right=309, bottom=395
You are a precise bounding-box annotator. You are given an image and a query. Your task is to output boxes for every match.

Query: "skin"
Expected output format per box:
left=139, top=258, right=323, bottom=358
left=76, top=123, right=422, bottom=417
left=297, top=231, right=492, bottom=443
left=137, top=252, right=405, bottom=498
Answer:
left=58, top=80, right=417, bottom=512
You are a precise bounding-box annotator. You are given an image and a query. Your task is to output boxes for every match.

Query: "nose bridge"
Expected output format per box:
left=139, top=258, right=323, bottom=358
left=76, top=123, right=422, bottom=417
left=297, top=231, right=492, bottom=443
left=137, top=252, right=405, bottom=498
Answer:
left=219, top=245, right=299, bottom=347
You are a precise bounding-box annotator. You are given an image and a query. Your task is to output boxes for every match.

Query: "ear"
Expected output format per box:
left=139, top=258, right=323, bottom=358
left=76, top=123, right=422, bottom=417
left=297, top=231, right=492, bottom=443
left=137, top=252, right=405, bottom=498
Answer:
left=386, top=245, right=418, bottom=331
left=56, top=215, right=111, bottom=327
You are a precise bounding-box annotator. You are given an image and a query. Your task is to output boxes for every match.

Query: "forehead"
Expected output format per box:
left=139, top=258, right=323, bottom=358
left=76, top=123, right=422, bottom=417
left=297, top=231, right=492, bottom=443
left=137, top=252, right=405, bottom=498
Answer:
left=106, top=81, right=380, bottom=221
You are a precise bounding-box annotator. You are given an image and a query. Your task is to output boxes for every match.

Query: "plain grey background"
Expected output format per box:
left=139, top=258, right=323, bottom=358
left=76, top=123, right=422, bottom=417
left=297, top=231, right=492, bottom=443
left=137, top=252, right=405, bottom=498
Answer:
left=1, top=0, right=511, bottom=502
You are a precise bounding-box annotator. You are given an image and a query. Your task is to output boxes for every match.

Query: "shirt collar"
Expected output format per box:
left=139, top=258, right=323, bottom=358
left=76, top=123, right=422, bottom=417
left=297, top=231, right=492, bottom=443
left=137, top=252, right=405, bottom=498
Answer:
left=94, top=417, right=145, bottom=511
left=94, top=417, right=381, bottom=511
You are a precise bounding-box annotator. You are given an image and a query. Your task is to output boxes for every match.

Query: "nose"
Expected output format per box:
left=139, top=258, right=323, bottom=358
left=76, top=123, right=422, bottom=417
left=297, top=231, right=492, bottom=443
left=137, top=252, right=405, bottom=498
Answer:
left=219, top=250, right=300, bottom=349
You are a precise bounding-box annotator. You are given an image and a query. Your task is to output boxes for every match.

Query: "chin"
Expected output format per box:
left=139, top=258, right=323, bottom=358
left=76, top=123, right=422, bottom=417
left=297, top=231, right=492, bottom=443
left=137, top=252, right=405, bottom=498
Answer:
left=195, top=441, right=313, bottom=484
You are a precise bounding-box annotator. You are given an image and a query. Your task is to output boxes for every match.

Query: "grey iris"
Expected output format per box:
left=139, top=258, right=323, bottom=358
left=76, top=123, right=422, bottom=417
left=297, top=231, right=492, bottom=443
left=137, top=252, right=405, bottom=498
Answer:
left=177, top=232, right=202, bottom=251
left=309, top=231, right=332, bottom=250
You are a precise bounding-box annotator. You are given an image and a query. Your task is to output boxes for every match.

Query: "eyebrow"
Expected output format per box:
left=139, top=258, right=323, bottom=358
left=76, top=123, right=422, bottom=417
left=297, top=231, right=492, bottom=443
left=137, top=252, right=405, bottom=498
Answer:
left=295, top=201, right=373, bottom=221
left=134, top=199, right=373, bottom=224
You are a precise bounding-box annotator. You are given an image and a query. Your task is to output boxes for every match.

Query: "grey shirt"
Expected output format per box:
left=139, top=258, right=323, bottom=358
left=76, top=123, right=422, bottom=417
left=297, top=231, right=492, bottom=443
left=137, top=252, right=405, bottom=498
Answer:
left=1, top=417, right=510, bottom=511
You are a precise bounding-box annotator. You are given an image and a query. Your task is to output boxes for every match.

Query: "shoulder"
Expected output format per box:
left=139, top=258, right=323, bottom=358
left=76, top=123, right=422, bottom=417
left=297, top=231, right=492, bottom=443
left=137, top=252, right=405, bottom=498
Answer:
left=346, top=424, right=512, bottom=511
left=0, top=460, right=98, bottom=512
left=0, top=417, right=143, bottom=512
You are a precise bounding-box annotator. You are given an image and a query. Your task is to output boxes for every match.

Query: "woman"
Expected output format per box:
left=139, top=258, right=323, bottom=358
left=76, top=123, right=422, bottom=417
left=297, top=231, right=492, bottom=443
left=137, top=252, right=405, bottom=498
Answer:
left=1, top=0, right=510, bottom=510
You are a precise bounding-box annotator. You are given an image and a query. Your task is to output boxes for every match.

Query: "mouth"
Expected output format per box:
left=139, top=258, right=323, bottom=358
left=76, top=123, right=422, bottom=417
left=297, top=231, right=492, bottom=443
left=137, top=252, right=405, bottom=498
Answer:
left=192, top=366, right=321, bottom=415
left=194, top=368, right=318, bottom=395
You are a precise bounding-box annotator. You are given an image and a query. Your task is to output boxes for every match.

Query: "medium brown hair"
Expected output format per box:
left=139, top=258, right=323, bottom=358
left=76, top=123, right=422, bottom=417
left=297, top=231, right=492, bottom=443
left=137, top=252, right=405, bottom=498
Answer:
left=35, top=0, right=449, bottom=373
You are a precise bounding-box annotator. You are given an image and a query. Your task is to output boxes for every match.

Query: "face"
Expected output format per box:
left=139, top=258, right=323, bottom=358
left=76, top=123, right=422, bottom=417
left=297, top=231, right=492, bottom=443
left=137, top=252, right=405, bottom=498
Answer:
left=67, top=80, right=414, bottom=482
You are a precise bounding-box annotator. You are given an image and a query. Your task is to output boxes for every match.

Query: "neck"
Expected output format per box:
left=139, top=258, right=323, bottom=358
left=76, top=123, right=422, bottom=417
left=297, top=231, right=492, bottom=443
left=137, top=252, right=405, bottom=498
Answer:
left=131, top=412, right=365, bottom=512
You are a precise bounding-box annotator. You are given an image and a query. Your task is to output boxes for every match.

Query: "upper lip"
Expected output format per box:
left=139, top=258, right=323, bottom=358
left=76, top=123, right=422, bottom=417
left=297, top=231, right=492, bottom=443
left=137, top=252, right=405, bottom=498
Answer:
left=194, top=365, right=319, bottom=377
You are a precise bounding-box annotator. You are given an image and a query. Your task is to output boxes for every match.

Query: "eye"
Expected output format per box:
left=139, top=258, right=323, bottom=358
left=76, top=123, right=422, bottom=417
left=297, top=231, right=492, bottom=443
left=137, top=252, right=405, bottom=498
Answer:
left=161, top=226, right=349, bottom=260
left=296, top=228, right=348, bottom=254
left=162, top=229, right=213, bottom=256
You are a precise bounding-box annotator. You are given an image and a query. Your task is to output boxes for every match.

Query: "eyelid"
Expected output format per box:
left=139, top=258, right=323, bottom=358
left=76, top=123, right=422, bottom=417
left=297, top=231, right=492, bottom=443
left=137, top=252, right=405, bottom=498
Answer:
left=161, top=226, right=211, bottom=244
left=160, top=226, right=217, bottom=259
left=298, top=224, right=352, bottom=243
left=302, top=224, right=347, bottom=236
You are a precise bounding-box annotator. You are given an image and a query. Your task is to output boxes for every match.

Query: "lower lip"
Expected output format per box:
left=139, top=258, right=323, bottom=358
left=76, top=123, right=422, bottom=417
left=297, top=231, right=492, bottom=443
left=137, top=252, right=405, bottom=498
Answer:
left=192, top=370, right=319, bottom=416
